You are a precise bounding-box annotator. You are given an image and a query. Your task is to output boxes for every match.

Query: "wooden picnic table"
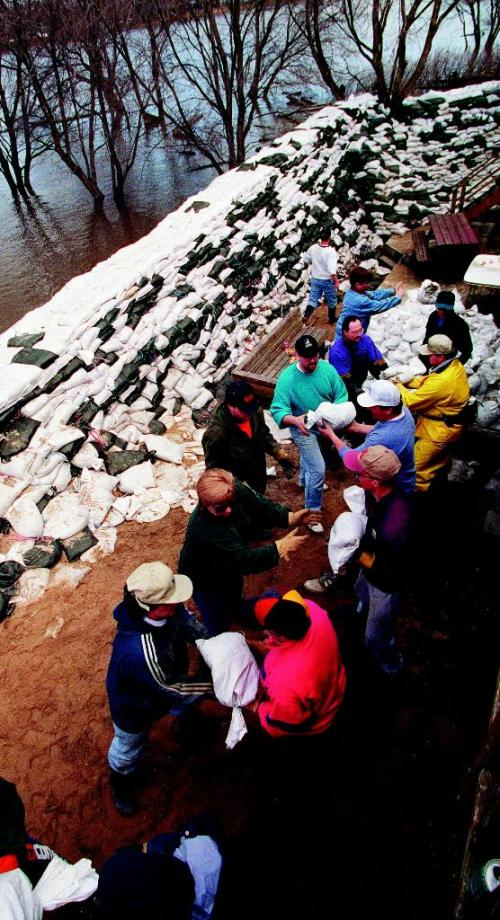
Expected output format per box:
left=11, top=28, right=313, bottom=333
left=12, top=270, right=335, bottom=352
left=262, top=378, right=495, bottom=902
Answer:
left=428, top=212, right=480, bottom=247
left=232, top=308, right=331, bottom=402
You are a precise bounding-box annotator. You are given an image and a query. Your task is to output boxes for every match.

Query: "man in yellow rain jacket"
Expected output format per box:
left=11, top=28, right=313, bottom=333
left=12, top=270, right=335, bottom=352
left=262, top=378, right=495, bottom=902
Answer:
left=397, top=334, right=470, bottom=492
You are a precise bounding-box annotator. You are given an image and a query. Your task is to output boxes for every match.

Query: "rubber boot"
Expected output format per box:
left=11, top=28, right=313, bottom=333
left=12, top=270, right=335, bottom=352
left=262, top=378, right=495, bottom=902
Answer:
left=109, top=769, right=138, bottom=816
left=328, top=308, right=336, bottom=325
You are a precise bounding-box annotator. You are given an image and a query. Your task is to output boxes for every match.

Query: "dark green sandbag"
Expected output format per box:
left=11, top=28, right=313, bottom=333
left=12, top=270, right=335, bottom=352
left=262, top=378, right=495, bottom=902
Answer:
left=62, top=527, right=98, bottom=561
left=0, top=560, right=24, bottom=588
left=105, top=450, right=148, bottom=476
left=23, top=539, right=63, bottom=569
left=58, top=435, right=86, bottom=460
left=8, top=332, right=44, bottom=348
left=0, top=592, right=15, bottom=623
left=12, top=348, right=57, bottom=368
left=43, top=357, right=85, bottom=394
left=0, top=418, right=40, bottom=459
left=69, top=400, right=99, bottom=428
left=149, top=419, right=166, bottom=435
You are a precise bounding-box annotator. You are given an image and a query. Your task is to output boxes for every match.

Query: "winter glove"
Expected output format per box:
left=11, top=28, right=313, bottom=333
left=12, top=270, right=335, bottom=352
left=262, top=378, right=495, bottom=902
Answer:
left=275, top=528, right=309, bottom=561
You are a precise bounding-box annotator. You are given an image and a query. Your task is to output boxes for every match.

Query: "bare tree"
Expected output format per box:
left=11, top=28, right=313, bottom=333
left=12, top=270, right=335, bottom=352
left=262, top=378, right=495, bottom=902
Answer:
left=137, top=0, right=305, bottom=172
left=299, top=0, right=463, bottom=118
left=458, top=0, right=500, bottom=77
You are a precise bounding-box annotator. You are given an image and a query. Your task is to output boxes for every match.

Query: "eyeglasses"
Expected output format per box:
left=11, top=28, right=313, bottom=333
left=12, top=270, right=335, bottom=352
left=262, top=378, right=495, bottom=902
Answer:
left=211, top=501, right=233, bottom=514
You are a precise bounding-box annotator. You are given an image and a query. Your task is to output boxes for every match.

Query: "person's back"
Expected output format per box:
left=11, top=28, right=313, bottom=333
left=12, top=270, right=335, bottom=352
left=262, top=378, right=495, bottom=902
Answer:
left=363, top=407, right=416, bottom=493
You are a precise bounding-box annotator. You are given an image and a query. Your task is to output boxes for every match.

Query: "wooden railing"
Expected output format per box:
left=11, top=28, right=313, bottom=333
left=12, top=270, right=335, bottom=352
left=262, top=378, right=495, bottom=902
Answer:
left=450, top=152, right=500, bottom=213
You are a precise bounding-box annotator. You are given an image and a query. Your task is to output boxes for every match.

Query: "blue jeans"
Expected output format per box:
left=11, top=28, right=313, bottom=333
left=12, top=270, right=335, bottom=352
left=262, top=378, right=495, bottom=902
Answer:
left=290, top=427, right=325, bottom=511
left=108, top=723, right=148, bottom=775
left=308, top=277, right=337, bottom=309
left=355, top=571, right=403, bottom=674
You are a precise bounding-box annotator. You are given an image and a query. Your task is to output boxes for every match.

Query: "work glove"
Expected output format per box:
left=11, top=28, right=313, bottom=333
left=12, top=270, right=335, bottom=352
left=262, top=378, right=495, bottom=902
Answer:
left=275, top=528, right=309, bottom=561
left=288, top=509, right=322, bottom=528
left=275, top=448, right=297, bottom=479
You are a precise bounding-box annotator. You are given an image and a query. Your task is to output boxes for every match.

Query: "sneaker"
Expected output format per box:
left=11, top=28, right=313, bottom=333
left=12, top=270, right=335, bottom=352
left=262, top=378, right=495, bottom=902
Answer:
left=307, top=522, right=324, bottom=535
left=304, top=571, right=336, bottom=593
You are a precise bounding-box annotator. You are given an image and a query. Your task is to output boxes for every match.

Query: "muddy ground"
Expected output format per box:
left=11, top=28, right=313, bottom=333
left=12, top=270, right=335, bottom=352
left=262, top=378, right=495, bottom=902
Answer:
left=0, top=442, right=498, bottom=919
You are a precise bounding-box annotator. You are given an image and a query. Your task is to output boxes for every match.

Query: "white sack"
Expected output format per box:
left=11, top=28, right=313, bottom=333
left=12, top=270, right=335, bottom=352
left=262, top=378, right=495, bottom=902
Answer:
left=6, top=497, right=44, bottom=538
left=196, top=632, right=259, bottom=749
left=71, top=442, right=104, bottom=471
left=118, top=461, right=156, bottom=494
left=15, top=568, right=50, bottom=605
left=33, top=855, right=98, bottom=911
left=0, top=482, right=28, bottom=516
left=42, top=493, right=89, bottom=539
left=305, top=400, right=356, bottom=430
left=143, top=434, right=184, bottom=464
left=0, top=868, right=42, bottom=920
left=328, top=492, right=367, bottom=575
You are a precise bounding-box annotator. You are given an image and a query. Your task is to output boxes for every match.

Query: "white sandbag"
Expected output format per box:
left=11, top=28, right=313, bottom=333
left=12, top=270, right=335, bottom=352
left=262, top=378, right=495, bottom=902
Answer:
left=305, top=400, right=356, bottom=430
left=343, top=485, right=366, bottom=515
left=53, top=462, right=73, bottom=492
left=143, top=434, right=184, bottom=464
left=15, top=568, right=50, bottom=606
left=328, top=511, right=367, bottom=574
left=71, top=442, right=105, bottom=471
left=78, top=469, right=118, bottom=491
left=21, top=393, right=51, bottom=418
left=0, top=481, right=28, bottom=515
left=0, top=364, right=43, bottom=409
left=6, top=497, right=44, bottom=537
left=33, top=854, right=98, bottom=911
left=80, top=526, right=117, bottom=562
left=0, top=867, right=42, bottom=920
left=46, top=428, right=84, bottom=451
left=42, top=493, right=89, bottom=539
left=131, top=489, right=171, bottom=523
left=118, top=461, right=156, bottom=494
left=196, top=632, right=259, bottom=749
left=78, top=485, right=114, bottom=529
left=50, top=565, right=91, bottom=590
left=417, top=279, right=439, bottom=304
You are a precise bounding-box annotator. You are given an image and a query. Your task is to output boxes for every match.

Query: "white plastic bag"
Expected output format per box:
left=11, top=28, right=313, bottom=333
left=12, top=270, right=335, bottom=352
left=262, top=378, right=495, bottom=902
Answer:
left=0, top=868, right=42, bottom=920
left=196, top=632, right=259, bottom=749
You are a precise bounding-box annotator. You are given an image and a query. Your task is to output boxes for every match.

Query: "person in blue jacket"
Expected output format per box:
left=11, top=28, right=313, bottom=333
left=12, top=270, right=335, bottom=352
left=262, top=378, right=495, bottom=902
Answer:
left=106, top=562, right=212, bottom=816
left=335, top=266, right=404, bottom=338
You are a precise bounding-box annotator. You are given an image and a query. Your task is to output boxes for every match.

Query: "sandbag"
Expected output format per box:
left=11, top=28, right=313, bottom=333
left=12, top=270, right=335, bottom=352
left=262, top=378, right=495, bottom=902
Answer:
left=42, top=494, right=89, bottom=540
left=143, top=434, right=184, bottom=464
left=23, top=540, right=63, bottom=569
left=6, top=497, right=44, bottom=538
left=12, top=347, right=57, bottom=369
left=305, top=400, right=356, bottom=430
left=33, top=854, right=98, bottom=911
left=61, top=527, right=98, bottom=562
left=196, top=632, right=258, bottom=748
left=0, top=418, right=40, bottom=459
left=105, top=450, right=148, bottom=476
left=117, top=461, right=156, bottom=494
left=328, top=511, right=367, bottom=574
left=0, top=560, right=24, bottom=588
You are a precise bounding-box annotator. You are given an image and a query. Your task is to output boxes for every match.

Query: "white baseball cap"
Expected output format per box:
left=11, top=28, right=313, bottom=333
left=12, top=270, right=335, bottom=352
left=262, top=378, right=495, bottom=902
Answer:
left=357, top=380, right=401, bottom=408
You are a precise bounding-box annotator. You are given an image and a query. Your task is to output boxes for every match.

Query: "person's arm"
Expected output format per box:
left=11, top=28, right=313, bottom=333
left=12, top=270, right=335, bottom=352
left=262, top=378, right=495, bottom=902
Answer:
left=398, top=376, right=443, bottom=413
left=201, top=423, right=227, bottom=470
left=270, top=370, right=299, bottom=429
left=128, top=635, right=213, bottom=702
left=177, top=605, right=210, bottom=643
left=366, top=337, right=387, bottom=379
left=303, top=248, right=312, bottom=265
left=258, top=687, right=315, bottom=737
left=366, top=284, right=404, bottom=314
left=327, top=364, right=349, bottom=404
left=458, top=321, right=473, bottom=365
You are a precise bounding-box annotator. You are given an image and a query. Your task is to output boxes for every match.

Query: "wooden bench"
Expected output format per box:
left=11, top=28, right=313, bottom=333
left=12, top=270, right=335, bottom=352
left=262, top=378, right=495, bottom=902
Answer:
left=411, top=228, right=431, bottom=263
left=232, top=308, right=331, bottom=402
left=428, top=212, right=480, bottom=247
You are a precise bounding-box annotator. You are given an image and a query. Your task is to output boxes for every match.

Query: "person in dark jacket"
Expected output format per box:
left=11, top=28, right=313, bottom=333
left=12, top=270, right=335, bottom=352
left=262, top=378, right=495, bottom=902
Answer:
left=348, top=446, right=412, bottom=673
left=422, top=290, right=473, bottom=365
left=178, top=468, right=317, bottom=636
left=106, top=562, right=212, bottom=816
left=202, top=380, right=296, bottom=494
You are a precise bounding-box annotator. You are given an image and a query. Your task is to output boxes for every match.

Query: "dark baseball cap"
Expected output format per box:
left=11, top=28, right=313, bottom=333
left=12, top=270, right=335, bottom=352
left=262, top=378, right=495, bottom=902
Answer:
left=295, top=334, right=320, bottom=358
left=225, top=380, right=258, bottom=413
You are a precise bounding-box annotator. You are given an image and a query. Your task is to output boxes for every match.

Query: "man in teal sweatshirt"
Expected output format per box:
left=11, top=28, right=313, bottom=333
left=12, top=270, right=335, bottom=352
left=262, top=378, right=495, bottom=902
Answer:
left=270, top=333, right=348, bottom=531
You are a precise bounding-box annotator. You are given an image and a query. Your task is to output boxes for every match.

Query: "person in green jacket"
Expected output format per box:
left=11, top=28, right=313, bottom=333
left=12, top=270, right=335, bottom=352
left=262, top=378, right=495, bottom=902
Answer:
left=270, top=333, right=348, bottom=532
left=202, top=380, right=296, bottom=494
left=178, top=468, right=318, bottom=635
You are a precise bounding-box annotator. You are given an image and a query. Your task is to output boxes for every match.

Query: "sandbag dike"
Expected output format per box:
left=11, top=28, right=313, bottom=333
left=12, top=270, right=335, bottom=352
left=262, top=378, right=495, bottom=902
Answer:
left=0, top=82, right=499, bottom=614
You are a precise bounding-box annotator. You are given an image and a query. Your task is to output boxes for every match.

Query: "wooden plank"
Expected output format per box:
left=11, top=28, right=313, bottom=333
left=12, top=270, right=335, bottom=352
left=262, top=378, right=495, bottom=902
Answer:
left=411, top=229, right=431, bottom=262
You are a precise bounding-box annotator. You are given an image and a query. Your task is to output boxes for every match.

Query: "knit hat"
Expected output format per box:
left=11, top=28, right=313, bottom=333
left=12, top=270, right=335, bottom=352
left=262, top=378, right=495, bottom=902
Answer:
left=0, top=778, right=26, bottom=856
left=225, top=380, right=258, bottom=414
left=419, top=334, right=454, bottom=356
left=126, top=562, right=193, bottom=607
left=97, top=847, right=194, bottom=920
left=196, top=468, right=235, bottom=507
left=295, top=334, right=319, bottom=358
left=254, top=589, right=310, bottom=640
left=357, top=380, right=401, bottom=408
left=435, top=290, right=455, bottom=310
left=343, top=445, right=401, bottom=481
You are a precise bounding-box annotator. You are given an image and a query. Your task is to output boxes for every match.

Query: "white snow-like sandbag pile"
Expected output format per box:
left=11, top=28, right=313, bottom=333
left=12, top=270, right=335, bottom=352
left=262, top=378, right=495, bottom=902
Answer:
left=0, top=82, right=498, bottom=611
left=368, top=287, right=499, bottom=424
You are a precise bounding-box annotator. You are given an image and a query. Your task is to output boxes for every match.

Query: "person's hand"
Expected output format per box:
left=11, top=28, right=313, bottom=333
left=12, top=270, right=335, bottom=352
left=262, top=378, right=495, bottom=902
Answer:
left=288, top=509, right=322, bottom=527
left=275, top=448, right=297, bottom=479
left=395, top=282, right=405, bottom=297
left=276, top=528, right=309, bottom=561
left=316, top=421, right=335, bottom=443
left=292, top=415, right=310, bottom=436
left=246, top=699, right=260, bottom=713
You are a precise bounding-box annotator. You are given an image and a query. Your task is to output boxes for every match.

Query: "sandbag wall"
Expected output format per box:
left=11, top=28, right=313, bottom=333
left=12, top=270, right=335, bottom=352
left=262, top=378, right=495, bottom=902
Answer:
left=0, top=82, right=498, bottom=616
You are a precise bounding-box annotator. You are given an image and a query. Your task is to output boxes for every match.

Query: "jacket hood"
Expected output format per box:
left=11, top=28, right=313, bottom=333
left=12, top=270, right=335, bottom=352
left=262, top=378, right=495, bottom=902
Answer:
left=113, top=597, right=150, bottom=633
